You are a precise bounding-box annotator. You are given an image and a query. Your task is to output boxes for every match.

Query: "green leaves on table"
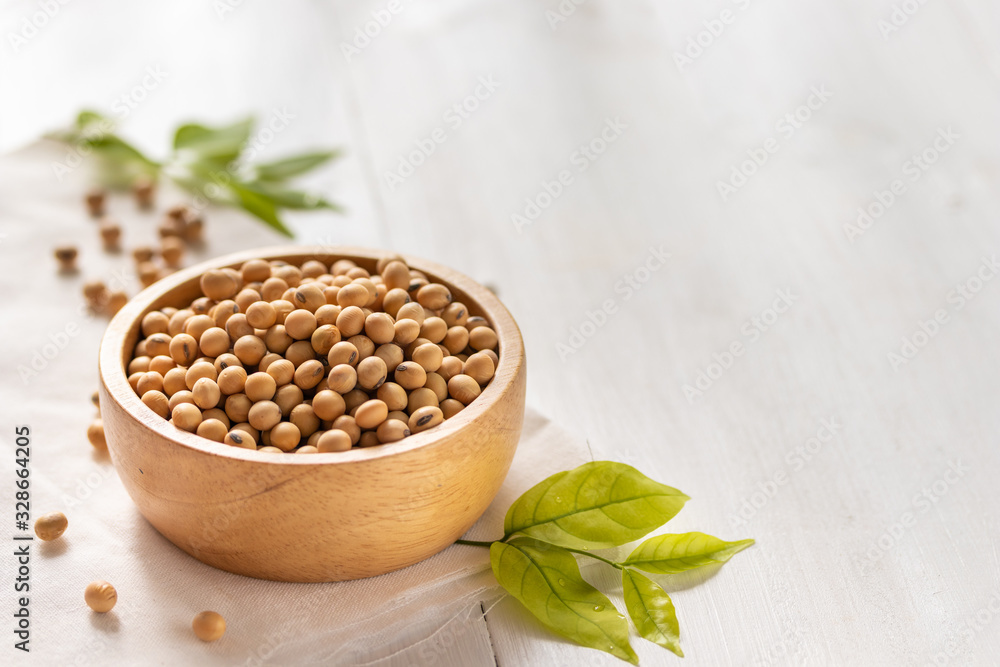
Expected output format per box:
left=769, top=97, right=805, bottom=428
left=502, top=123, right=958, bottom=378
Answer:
left=491, top=538, right=638, bottom=664
left=624, top=532, right=756, bottom=575
left=468, top=460, right=754, bottom=663
left=503, top=461, right=689, bottom=549
left=47, top=110, right=341, bottom=236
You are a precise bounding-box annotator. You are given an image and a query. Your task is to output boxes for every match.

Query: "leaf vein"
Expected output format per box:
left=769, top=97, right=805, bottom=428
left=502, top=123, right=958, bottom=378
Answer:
left=517, top=491, right=680, bottom=533
left=512, top=543, right=623, bottom=649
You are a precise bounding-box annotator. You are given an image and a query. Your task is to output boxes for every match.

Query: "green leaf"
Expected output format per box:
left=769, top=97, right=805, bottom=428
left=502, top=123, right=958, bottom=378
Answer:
left=503, top=461, right=689, bottom=549
left=491, top=538, right=637, bottom=664
left=76, top=109, right=110, bottom=129
left=253, top=150, right=340, bottom=181
left=243, top=182, right=341, bottom=211
left=48, top=109, right=342, bottom=235
left=624, top=533, right=755, bottom=575
left=173, top=118, right=253, bottom=166
left=83, top=133, right=159, bottom=187
left=622, top=568, right=683, bottom=657
left=87, top=135, right=158, bottom=168
left=169, top=160, right=229, bottom=202
left=227, top=182, right=294, bottom=237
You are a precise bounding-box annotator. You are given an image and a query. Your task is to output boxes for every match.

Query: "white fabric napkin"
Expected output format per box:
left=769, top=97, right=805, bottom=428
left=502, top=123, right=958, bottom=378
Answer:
left=278, top=409, right=593, bottom=666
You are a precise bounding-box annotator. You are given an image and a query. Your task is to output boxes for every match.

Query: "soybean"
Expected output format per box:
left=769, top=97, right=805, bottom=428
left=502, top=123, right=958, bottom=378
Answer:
left=448, top=374, right=481, bottom=405
left=409, top=406, right=444, bottom=434
left=54, top=246, right=78, bottom=272
left=85, top=581, right=117, bottom=613
left=87, top=419, right=107, bottom=451
left=172, top=403, right=202, bottom=432
left=357, top=356, right=388, bottom=390
left=127, top=255, right=501, bottom=452
left=395, top=363, right=427, bottom=390
left=192, top=611, right=226, bottom=642
left=34, top=512, right=68, bottom=541
left=317, top=430, right=352, bottom=453
left=355, top=399, right=388, bottom=430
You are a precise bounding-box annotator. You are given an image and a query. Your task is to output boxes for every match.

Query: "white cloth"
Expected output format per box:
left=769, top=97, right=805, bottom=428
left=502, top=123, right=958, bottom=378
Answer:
left=0, top=143, right=592, bottom=666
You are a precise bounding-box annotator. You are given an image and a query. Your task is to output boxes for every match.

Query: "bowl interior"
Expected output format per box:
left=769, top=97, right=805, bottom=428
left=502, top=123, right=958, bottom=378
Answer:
left=102, top=245, right=523, bottom=465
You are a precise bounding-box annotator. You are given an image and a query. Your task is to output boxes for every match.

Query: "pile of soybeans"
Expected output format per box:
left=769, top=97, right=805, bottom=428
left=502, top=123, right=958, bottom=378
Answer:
left=126, top=255, right=499, bottom=453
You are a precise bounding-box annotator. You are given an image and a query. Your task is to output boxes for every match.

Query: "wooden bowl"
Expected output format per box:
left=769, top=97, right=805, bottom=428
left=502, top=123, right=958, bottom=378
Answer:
left=98, top=246, right=526, bottom=582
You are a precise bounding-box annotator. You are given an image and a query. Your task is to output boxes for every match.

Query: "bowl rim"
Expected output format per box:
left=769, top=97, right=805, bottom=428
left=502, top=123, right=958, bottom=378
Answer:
left=99, top=245, right=525, bottom=466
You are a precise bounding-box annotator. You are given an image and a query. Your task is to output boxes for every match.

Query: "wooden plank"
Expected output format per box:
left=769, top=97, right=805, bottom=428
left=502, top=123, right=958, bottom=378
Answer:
left=1, top=0, right=999, bottom=664
left=333, top=0, right=1000, bottom=664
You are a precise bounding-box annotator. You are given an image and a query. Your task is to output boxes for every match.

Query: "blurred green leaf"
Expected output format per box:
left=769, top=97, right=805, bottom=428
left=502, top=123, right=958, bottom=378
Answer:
left=76, top=110, right=110, bottom=129
left=227, top=182, right=293, bottom=237
left=253, top=150, right=340, bottom=181
left=173, top=118, right=253, bottom=166
left=50, top=110, right=341, bottom=233
left=87, top=135, right=158, bottom=168
left=244, top=182, right=342, bottom=211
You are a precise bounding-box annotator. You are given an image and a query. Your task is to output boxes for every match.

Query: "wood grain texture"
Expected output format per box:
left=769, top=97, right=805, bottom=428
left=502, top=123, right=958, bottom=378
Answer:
left=327, top=0, right=1000, bottom=664
left=98, top=247, right=526, bottom=582
left=1, top=0, right=998, bottom=663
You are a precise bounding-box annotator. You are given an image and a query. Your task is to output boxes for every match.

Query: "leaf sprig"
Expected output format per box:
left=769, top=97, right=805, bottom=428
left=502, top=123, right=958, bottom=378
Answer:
left=48, top=110, right=341, bottom=237
left=457, top=461, right=754, bottom=663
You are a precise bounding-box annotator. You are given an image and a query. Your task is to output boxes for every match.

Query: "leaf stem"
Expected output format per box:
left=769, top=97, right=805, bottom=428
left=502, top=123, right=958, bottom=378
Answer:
left=458, top=536, right=623, bottom=569
left=561, top=547, right=623, bottom=569
left=454, top=539, right=496, bottom=548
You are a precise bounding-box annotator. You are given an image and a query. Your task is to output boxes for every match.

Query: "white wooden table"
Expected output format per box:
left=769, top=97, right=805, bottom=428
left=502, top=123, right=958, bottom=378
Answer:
left=2, top=0, right=999, bottom=664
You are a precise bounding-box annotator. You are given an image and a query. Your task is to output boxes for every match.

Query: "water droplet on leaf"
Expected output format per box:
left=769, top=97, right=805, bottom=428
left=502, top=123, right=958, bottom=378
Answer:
left=593, top=604, right=604, bottom=612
